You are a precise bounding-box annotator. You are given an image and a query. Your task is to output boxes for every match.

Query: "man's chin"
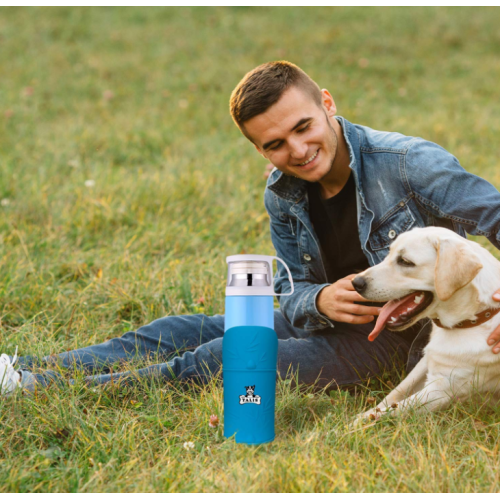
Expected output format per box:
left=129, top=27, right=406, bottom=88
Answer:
left=292, top=164, right=325, bottom=181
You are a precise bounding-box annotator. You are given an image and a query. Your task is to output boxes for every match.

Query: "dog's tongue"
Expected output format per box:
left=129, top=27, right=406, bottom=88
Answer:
left=368, top=292, right=420, bottom=342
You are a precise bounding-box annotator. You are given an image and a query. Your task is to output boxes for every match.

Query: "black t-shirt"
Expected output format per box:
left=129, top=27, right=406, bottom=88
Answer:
left=307, top=171, right=370, bottom=284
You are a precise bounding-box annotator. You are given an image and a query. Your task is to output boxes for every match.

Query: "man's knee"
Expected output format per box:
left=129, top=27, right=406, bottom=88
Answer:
left=172, top=338, right=223, bottom=384
left=276, top=337, right=331, bottom=385
left=193, top=337, right=223, bottom=367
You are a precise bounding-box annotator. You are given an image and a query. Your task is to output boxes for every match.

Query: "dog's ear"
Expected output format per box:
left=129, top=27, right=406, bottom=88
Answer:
left=434, top=238, right=483, bottom=301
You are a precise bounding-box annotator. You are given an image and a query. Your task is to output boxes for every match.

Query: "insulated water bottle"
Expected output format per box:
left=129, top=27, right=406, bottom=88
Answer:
left=223, top=254, right=294, bottom=445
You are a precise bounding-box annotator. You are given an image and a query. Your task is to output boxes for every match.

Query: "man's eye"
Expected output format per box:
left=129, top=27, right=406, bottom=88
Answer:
left=268, top=143, right=281, bottom=151
left=397, top=256, right=416, bottom=267
left=297, top=125, right=309, bottom=133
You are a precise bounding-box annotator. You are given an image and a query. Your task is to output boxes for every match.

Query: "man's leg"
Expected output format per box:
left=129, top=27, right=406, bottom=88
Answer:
left=18, top=312, right=227, bottom=389
left=42, top=310, right=314, bottom=388
left=274, top=317, right=431, bottom=389
left=18, top=308, right=310, bottom=390
left=21, top=311, right=428, bottom=391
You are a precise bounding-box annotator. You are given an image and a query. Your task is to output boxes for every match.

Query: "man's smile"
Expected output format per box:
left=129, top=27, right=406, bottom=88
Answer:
left=293, top=148, right=320, bottom=170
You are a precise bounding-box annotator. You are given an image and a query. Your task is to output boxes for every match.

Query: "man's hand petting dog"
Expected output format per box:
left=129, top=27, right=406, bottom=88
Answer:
left=316, top=274, right=382, bottom=325
left=487, top=289, right=500, bottom=353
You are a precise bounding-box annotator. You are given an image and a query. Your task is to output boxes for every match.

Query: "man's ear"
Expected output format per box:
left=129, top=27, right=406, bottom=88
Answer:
left=434, top=238, right=483, bottom=301
left=321, top=89, right=337, bottom=118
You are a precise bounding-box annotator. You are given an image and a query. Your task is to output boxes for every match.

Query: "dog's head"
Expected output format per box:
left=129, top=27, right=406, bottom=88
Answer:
left=353, top=227, right=485, bottom=340
left=245, top=385, right=255, bottom=396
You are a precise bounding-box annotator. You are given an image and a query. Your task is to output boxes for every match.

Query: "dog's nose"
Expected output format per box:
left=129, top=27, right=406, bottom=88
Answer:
left=352, top=276, right=367, bottom=293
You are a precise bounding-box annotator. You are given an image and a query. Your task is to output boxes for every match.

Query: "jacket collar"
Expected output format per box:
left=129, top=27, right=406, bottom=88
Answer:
left=266, top=116, right=361, bottom=203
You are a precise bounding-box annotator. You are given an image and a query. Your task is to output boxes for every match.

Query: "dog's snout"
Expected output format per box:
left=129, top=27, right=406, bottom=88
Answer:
left=352, top=276, right=367, bottom=294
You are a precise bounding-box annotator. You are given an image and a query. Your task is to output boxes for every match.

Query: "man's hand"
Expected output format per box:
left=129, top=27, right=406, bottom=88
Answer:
left=486, top=289, right=500, bottom=353
left=316, top=274, right=382, bottom=325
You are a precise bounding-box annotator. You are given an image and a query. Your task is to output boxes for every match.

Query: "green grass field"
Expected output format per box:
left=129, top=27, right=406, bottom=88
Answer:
left=1, top=6, right=500, bottom=492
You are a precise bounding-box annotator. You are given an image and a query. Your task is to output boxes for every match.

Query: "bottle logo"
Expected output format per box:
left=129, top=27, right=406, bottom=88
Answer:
left=239, top=385, right=261, bottom=405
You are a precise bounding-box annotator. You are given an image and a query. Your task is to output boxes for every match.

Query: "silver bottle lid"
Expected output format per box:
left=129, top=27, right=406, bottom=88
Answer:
left=225, top=254, right=294, bottom=297
left=227, top=260, right=271, bottom=288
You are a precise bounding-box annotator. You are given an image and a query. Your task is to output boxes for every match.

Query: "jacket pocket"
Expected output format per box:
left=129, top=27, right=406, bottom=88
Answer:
left=370, top=204, right=416, bottom=251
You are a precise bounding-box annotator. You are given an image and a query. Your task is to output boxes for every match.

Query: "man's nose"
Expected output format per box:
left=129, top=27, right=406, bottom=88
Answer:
left=289, top=138, right=308, bottom=160
left=352, top=276, right=367, bottom=294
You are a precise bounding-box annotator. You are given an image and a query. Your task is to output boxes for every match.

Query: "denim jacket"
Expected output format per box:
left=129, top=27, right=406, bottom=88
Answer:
left=264, top=116, right=500, bottom=332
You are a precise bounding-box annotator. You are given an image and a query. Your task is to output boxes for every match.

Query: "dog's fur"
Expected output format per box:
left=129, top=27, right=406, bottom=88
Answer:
left=353, top=226, right=500, bottom=425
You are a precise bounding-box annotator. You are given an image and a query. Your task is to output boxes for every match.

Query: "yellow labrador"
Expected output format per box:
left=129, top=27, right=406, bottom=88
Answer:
left=351, top=226, right=500, bottom=424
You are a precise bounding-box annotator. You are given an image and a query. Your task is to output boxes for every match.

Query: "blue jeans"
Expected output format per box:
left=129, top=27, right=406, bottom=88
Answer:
left=18, top=310, right=431, bottom=391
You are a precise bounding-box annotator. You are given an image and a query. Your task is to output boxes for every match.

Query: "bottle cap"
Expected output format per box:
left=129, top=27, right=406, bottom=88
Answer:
left=226, top=254, right=294, bottom=297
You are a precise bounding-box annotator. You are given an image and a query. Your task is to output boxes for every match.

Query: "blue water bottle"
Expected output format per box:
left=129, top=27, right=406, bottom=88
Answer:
left=223, top=254, right=294, bottom=445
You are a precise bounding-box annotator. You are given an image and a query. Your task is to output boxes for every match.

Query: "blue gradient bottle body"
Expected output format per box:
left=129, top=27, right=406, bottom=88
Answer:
left=223, top=255, right=294, bottom=445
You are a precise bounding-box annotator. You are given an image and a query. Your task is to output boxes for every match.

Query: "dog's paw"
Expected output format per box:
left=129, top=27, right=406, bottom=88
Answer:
left=351, top=407, right=382, bottom=428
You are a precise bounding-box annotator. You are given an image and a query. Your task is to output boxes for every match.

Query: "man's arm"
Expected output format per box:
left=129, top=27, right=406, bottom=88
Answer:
left=264, top=186, right=381, bottom=331
left=405, top=139, right=500, bottom=351
left=405, top=139, right=500, bottom=250
left=264, top=187, right=334, bottom=332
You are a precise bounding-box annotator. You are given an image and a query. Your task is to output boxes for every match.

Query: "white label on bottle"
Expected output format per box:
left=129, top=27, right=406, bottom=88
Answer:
left=239, top=385, right=262, bottom=405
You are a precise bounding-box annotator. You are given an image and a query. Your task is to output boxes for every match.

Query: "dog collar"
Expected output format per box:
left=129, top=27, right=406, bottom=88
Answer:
left=433, top=307, right=500, bottom=330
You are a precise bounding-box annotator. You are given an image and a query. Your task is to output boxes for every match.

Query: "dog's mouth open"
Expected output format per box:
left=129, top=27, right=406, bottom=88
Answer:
left=368, top=291, right=434, bottom=341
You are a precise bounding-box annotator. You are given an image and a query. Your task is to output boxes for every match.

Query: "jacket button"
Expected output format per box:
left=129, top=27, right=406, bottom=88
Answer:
left=399, top=201, right=405, bottom=207
left=304, top=254, right=312, bottom=261
left=388, top=229, right=397, bottom=239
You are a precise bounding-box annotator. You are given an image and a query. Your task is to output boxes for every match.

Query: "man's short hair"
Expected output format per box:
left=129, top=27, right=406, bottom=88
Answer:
left=230, top=61, right=322, bottom=141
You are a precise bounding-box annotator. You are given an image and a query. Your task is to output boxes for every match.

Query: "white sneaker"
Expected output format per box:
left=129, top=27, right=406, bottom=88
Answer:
left=0, top=347, right=21, bottom=395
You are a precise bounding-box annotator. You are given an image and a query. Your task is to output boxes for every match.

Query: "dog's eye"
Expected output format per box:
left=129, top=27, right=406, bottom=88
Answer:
left=397, top=256, right=416, bottom=267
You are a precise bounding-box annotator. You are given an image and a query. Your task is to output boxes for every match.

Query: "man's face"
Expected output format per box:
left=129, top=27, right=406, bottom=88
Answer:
left=243, top=86, right=339, bottom=183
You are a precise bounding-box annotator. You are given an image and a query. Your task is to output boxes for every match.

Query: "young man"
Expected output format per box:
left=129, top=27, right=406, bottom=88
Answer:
left=2, top=61, right=500, bottom=395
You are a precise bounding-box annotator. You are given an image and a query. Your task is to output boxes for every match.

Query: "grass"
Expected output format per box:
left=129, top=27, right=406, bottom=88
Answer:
left=1, top=6, right=500, bottom=492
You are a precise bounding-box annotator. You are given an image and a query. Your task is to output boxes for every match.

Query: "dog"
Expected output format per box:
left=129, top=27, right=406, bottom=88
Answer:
left=245, top=385, right=255, bottom=396
left=351, top=226, right=500, bottom=425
